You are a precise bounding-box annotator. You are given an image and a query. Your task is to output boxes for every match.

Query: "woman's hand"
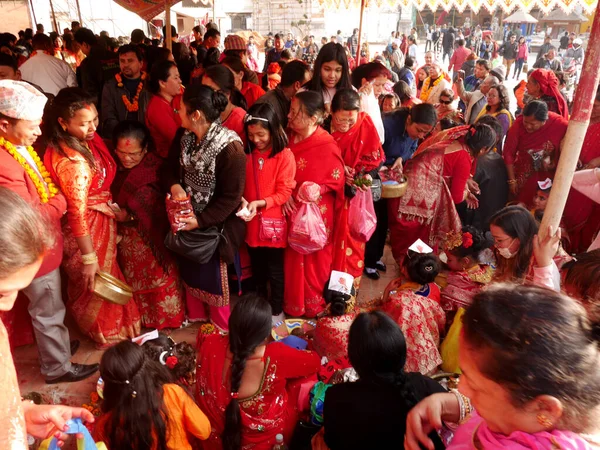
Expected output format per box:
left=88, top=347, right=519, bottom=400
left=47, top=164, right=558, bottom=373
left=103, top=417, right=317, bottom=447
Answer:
left=170, top=184, right=187, bottom=200
left=391, top=157, right=403, bottom=173
left=246, top=200, right=265, bottom=222
left=405, top=393, right=460, bottom=450
left=466, top=191, right=480, bottom=209
left=178, top=213, right=199, bottom=231
left=282, top=196, right=297, bottom=216
left=108, top=201, right=129, bottom=222
left=358, top=81, right=374, bottom=97
left=344, top=165, right=355, bottom=186
left=82, top=261, right=99, bottom=292
left=239, top=197, right=249, bottom=212
left=533, top=225, right=561, bottom=268
left=584, top=157, right=600, bottom=170
left=508, top=180, right=518, bottom=196
left=466, top=178, right=480, bottom=195
left=359, top=174, right=373, bottom=192
left=23, top=402, right=95, bottom=445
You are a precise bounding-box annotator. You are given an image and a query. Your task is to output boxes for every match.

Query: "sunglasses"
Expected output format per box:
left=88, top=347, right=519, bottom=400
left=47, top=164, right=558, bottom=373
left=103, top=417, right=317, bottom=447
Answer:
left=439, top=99, right=452, bottom=105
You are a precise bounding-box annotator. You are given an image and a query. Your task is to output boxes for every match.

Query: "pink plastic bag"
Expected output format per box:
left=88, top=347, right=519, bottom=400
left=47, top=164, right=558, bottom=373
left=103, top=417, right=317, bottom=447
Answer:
left=288, top=201, right=328, bottom=255
left=348, top=189, right=377, bottom=242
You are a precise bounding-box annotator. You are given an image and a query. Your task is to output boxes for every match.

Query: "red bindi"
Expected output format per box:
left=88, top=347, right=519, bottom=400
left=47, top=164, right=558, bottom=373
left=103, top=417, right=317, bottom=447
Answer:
left=125, top=139, right=131, bottom=147
left=83, top=103, right=92, bottom=111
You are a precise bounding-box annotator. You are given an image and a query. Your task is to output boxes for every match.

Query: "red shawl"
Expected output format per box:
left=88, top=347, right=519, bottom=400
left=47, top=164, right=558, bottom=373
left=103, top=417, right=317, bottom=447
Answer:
left=331, top=113, right=384, bottom=276
left=111, top=152, right=172, bottom=269
left=530, top=69, right=569, bottom=120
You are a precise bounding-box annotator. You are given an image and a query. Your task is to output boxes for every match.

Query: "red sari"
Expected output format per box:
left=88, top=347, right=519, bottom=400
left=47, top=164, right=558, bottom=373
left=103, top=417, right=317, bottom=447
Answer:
left=45, top=134, right=141, bottom=345
left=562, top=121, right=600, bottom=253
left=284, top=127, right=345, bottom=317
left=331, top=112, right=384, bottom=278
left=503, top=113, right=568, bottom=205
left=196, top=334, right=320, bottom=449
left=111, top=153, right=184, bottom=329
left=389, top=128, right=463, bottom=263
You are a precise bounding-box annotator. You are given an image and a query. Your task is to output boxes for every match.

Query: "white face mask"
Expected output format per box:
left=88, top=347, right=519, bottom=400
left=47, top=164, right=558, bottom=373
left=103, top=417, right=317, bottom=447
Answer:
left=496, top=239, right=516, bottom=259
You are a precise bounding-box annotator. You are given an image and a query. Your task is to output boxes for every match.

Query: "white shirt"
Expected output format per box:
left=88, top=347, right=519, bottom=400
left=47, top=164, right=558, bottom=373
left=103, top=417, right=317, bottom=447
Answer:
left=20, top=52, right=77, bottom=96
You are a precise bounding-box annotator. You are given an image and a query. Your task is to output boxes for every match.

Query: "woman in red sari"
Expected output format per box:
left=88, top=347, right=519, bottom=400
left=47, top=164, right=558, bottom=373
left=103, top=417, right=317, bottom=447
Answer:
left=110, top=121, right=184, bottom=329
left=43, top=88, right=141, bottom=346
left=283, top=91, right=345, bottom=317
left=526, top=69, right=569, bottom=120
left=562, top=86, right=600, bottom=253
left=196, top=295, right=320, bottom=449
left=329, top=89, right=384, bottom=282
left=145, top=60, right=182, bottom=158
left=389, top=124, right=494, bottom=263
left=203, top=64, right=247, bottom=145
left=503, top=100, right=568, bottom=204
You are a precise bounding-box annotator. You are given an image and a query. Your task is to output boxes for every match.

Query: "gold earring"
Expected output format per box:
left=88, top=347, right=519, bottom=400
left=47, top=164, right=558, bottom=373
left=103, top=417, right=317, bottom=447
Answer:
left=537, top=413, right=553, bottom=428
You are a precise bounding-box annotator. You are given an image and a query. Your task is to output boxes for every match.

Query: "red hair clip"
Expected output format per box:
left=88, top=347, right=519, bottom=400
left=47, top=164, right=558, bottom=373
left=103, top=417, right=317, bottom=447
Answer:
left=469, top=127, right=476, bottom=136
left=165, top=355, right=178, bottom=369
left=231, top=392, right=239, bottom=399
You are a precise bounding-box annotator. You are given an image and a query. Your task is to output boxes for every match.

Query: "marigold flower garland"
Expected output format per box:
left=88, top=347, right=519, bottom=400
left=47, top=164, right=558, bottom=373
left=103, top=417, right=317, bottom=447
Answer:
left=116, top=72, right=147, bottom=113
left=0, top=137, right=59, bottom=203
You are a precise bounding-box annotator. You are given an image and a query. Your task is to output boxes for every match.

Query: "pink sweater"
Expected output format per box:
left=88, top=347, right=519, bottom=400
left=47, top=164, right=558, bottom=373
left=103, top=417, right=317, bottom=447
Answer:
left=572, top=168, right=600, bottom=251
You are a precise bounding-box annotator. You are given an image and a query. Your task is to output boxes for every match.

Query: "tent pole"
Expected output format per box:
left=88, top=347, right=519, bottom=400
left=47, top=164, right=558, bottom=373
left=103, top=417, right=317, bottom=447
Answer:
left=165, top=1, right=172, bottom=51
left=49, top=0, right=59, bottom=33
left=356, top=0, right=366, bottom=63
left=75, top=0, right=83, bottom=25
left=539, top=6, right=600, bottom=240
left=212, top=0, right=216, bottom=23
left=28, top=0, right=37, bottom=28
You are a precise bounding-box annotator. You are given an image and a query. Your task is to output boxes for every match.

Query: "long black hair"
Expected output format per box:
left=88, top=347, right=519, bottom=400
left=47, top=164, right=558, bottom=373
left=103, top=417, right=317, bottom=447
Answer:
left=490, top=205, right=538, bottom=280
left=307, top=42, right=352, bottom=93
left=148, top=60, right=177, bottom=94
left=203, top=64, right=247, bottom=110
left=100, top=340, right=173, bottom=450
left=348, top=311, right=419, bottom=407
left=222, top=295, right=272, bottom=450
left=243, top=102, right=288, bottom=158
left=41, top=87, right=97, bottom=168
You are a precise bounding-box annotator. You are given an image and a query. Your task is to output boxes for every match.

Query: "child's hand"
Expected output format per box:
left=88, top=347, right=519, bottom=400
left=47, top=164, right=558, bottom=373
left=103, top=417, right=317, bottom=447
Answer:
left=533, top=225, right=561, bottom=268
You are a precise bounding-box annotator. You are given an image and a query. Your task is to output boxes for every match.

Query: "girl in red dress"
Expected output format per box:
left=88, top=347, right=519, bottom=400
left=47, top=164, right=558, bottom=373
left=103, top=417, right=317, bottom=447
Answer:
left=329, top=89, right=384, bottom=281
left=240, top=102, right=296, bottom=322
left=203, top=64, right=248, bottom=145
left=283, top=91, right=345, bottom=317
left=145, top=61, right=183, bottom=159
left=196, top=295, right=320, bottom=449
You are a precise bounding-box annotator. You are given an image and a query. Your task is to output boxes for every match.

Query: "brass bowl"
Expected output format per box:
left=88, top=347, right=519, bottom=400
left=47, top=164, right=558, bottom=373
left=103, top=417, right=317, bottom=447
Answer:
left=381, top=176, right=408, bottom=199
left=93, top=271, right=133, bottom=305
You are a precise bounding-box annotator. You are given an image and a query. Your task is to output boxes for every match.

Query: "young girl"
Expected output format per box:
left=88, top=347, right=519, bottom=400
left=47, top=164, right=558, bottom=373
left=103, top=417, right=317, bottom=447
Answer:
left=143, top=334, right=197, bottom=388
left=532, top=178, right=552, bottom=217
left=94, top=340, right=211, bottom=450
left=305, top=42, right=353, bottom=110
left=202, top=64, right=247, bottom=144
left=514, top=36, right=529, bottom=80
left=440, top=226, right=493, bottom=323
left=240, top=102, right=296, bottom=323
left=381, top=243, right=446, bottom=375
left=379, top=93, right=400, bottom=113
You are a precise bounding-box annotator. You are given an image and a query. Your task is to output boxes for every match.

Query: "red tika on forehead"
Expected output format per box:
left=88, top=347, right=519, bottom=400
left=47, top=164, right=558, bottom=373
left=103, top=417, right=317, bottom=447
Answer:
left=125, top=139, right=132, bottom=147
left=83, top=103, right=92, bottom=111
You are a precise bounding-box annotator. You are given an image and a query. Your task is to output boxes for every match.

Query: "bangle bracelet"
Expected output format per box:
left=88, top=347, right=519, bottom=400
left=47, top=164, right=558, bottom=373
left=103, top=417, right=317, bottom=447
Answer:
left=81, top=252, right=98, bottom=265
left=507, top=179, right=517, bottom=185
left=451, top=389, right=473, bottom=424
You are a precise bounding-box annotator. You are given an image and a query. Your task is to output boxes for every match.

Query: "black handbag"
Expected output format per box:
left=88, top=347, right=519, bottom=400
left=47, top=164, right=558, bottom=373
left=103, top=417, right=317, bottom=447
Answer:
left=164, top=226, right=227, bottom=265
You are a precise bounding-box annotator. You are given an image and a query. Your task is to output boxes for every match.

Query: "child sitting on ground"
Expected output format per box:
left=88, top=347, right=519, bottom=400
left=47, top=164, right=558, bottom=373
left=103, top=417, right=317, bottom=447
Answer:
left=94, top=340, right=211, bottom=450
left=143, top=334, right=197, bottom=388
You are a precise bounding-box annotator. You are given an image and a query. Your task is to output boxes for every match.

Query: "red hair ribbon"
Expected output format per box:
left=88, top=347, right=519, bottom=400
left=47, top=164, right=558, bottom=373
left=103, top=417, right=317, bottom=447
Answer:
left=462, top=232, right=473, bottom=248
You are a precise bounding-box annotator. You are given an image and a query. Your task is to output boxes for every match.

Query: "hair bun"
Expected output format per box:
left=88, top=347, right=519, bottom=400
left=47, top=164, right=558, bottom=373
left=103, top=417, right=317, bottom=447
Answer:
left=211, top=90, right=229, bottom=115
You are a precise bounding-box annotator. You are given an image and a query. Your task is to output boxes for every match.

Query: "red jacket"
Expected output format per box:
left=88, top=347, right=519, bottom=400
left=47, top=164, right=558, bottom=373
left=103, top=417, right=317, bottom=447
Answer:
left=243, top=148, right=296, bottom=248
left=0, top=147, right=66, bottom=277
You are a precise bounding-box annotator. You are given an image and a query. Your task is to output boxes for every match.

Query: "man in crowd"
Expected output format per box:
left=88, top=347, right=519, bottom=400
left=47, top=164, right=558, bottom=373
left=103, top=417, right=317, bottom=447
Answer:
left=458, top=58, right=490, bottom=113
left=397, top=55, right=416, bottom=91
left=162, top=25, right=193, bottom=85
left=19, top=33, right=76, bottom=96
left=196, top=28, right=220, bottom=67
left=190, top=24, right=205, bottom=54
left=71, top=21, right=81, bottom=33
left=432, top=26, right=441, bottom=54
left=566, top=38, right=584, bottom=65
left=537, top=35, right=552, bottom=61
left=302, top=35, right=319, bottom=66
left=390, top=39, right=405, bottom=77
left=455, top=72, right=500, bottom=124
left=500, top=34, right=518, bottom=76
left=285, top=32, right=295, bottom=49
left=223, top=35, right=259, bottom=85
left=35, top=24, right=44, bottom=35
left=448, top=38, right=470, bottom=75
left=255, top=60, right=310, bottom=128
left=348, top=28, right=359, bottom=57
left=442, top=26, right=455, bottom=64
left=337, top=30, right=344, bottom=46
left=534, top=46, right=563, bottom=72
left=264, top=33, right=284, bottom=72
left=74, top=27, right=119, bottom=104
left=0, top=80, right=99, bottom=384
left=0, top=54, right=20, bottom=81
left=100, top=44, right=150, bottom=137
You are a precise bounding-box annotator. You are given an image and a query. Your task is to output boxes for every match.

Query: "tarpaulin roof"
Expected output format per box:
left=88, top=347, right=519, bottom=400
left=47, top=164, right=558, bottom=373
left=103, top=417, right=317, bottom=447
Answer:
left=318, top=0, right=597, bottom=15
left=503, top=10, right=538, bottom=23
left=111, top=0, right=181, bottom=21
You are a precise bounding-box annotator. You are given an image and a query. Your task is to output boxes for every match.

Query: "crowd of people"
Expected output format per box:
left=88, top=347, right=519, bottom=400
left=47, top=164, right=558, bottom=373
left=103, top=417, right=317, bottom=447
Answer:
left=0, top=18, right=599, bottom=450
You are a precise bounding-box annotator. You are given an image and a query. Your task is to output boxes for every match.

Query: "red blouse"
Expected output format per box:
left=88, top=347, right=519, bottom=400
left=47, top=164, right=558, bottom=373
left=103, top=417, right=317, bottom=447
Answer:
left=244, top=148, right=297, bottom=248
left=223, top=106, right=247, bottom=146
left=443, top=148, right=472, bottom=204
left=242, top=81, right=265, bottom=109
left=145, top=94, right=182, bottom=158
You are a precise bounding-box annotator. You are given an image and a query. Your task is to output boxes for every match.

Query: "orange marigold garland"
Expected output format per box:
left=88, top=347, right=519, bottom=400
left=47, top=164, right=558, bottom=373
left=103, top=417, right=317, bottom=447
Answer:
left=0, top=137, right=58, bottom=203
left=116, top=72, right=147, bottom=113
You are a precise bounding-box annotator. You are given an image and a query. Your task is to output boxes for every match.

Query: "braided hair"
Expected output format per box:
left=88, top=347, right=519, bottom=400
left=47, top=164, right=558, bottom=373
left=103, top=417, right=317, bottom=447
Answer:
left=222, top=295, right=272, bottom=450
left=348, top=311, right=419, bottom=408
left=100, top=340, right=173, bottom=450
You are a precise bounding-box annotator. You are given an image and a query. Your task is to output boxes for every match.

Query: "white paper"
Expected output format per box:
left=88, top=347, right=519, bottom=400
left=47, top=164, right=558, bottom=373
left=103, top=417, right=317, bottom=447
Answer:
left=328, top=270, right=354, bottom=295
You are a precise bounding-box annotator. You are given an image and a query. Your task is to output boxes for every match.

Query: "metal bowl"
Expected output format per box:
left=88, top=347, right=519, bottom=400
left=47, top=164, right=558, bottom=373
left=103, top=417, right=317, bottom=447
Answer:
left=93, top=271, right=133, bottom=305
left=381, top=176, right=408, bottom=198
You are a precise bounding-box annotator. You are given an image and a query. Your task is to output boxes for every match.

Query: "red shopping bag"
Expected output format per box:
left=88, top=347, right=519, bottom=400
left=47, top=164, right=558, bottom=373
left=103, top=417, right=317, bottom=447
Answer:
left=288, top=201, right=328, bottom=254
left=348, top=189, right=377, bottom=242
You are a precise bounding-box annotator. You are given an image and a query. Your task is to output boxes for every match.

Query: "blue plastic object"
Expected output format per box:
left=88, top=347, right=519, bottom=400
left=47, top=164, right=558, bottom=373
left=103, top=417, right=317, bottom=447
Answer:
left=281, top=335, right=308, bottom=350
left=46, top=418, right=98, bottom=450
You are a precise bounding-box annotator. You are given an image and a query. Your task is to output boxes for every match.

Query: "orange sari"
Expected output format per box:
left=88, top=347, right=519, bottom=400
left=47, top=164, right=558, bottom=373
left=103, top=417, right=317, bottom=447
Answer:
left=331, top=112, right=385, bottom=278
left=45, top=134, right=141, bottom=345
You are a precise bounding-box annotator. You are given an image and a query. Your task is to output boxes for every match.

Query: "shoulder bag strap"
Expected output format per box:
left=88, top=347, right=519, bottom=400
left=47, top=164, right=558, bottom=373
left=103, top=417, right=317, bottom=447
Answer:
left=252, top=152, right=263, bottom=218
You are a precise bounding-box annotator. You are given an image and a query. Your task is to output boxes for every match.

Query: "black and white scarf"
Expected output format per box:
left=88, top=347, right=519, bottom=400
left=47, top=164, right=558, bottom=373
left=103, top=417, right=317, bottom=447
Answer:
left=180, top=122, right=241, bottom=214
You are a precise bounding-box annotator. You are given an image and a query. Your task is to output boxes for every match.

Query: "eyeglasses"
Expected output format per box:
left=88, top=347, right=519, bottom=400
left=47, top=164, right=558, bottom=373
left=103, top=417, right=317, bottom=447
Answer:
left=439, top=99, right=452, bottom=105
